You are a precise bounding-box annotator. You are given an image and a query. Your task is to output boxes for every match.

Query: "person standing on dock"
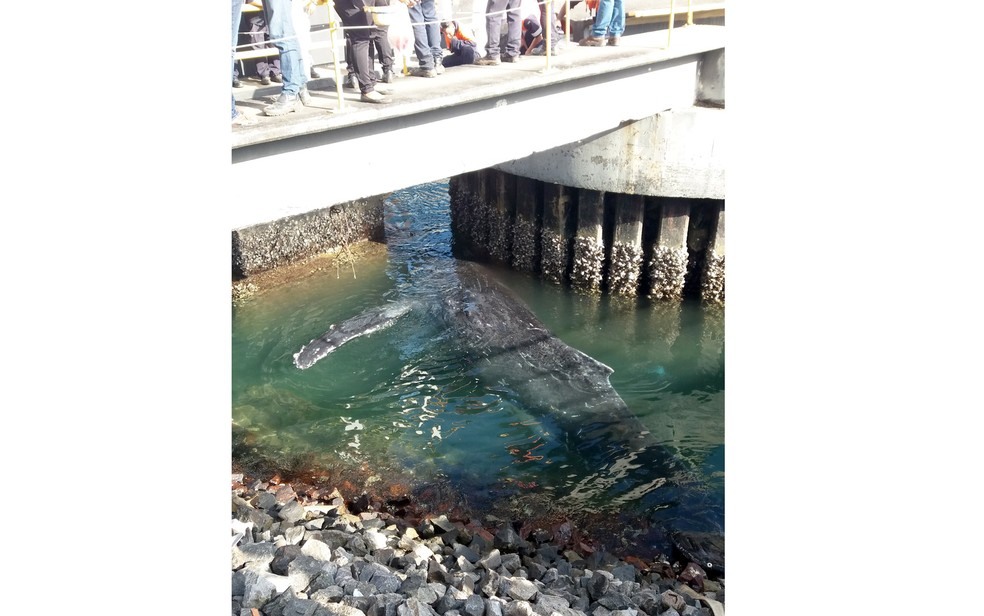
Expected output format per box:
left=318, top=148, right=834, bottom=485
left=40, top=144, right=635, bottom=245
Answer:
left=578, top=0, right=623, bottom=47
left=475, top=0, right=522, bottom=65
left=256, top=0, right=311, bottom=115
left=334, top=0, right=396, bottom=103
left=407, top=0, right=444, bottom=77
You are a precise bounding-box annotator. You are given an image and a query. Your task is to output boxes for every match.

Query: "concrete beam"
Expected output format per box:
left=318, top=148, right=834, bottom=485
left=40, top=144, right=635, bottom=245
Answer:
left=495, top=105, right=724, bottom=200
left=230, top=34, right=716, bottom=230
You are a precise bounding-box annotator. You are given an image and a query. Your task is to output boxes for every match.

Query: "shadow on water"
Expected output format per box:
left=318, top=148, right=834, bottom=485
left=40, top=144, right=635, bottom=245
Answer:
left=232, top=180, right=724, bottom=559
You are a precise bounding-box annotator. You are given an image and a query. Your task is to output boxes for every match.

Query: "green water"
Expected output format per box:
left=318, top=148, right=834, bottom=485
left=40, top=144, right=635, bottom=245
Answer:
left=232, top=180, right=724, bottom=540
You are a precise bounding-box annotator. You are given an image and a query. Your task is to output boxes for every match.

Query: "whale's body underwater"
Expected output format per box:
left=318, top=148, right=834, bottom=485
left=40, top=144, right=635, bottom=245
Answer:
left=294, top=260, right=653, bottom=454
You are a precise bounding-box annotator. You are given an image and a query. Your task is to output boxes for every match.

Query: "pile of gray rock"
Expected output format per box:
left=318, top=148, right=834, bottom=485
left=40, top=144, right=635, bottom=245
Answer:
left=232, top=475, right=725, bottom=616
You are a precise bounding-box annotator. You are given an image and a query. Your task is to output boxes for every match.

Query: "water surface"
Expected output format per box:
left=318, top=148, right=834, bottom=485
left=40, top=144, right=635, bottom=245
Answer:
left=232, top=180, right=724, bottom=546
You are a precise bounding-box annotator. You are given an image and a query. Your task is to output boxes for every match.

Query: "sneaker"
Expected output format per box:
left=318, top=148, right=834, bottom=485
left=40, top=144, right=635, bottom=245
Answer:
left=475, top=55, right=500, bottom=66
left=298, top=85, right=312, bottom=106
left=410, top=66, right=437, bottom=78
left=263, top=92, right=300, bottom=116
left=501, top=54, right=520, bottom=63
left=607, top=36, right=621, bottom=46
left=344, top=73, right=358, bottom=89
left=360, top=90, right=391, bottom=104
left=232, top=110, right=256, bottom=127
left=232, top=77, right=243, bottom=88
left=260, top=75, right=272, bottom=85
left=271, top=73, right=283, bottom=83
left=434, top=60, right=445, bottom=74
left=579, top=36, right=606, bottom=47
left=381, top=68, right=394, bottom=83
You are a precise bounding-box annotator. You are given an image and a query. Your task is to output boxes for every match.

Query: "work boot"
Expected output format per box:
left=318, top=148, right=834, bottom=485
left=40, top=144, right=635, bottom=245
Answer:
left=475, top=55, right=500, bottom=66
left=232, top=77, right=243, bottom=88
left=263, top=92, right=300, bottom=116
left=360, top=90, right=391, bottom=104
left=579, top=36, right=605, bottom=46
left=410, top=66, right=437, bottom=78
left=298, top=85, right=312, bottom=106
left=607, top=36, right=621, bottom=46
left=261, top=75, right=272, bottom=85
left=344, top=73, right=358, bottom=89
left=381, top=68, right=394, bottom=83
left=501, top=54, right=520, bottom=63
left=271, top=73, right=283, bottom=83
left=434, top=58, right=445, bottom=74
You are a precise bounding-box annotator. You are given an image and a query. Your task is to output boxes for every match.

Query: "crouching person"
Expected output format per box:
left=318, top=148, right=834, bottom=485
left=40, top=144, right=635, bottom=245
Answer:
left=440, top=20, right=479, bottom=67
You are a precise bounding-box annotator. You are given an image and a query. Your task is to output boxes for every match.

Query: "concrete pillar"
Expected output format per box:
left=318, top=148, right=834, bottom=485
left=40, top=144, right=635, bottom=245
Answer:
left=647, top=200, right=691, bottom=301
left=512, top=175, right=541, bottom=273
left=540, top=183, right=574, bottom=286
left=571, top=188, right=606, bottom=294
left=487, top=170, right=514, bottom=265
left=607, top=193, right=645, bottom=297
left=697, top=48, right=725, bottom=107
left=701, top=203, right=725, bottom=304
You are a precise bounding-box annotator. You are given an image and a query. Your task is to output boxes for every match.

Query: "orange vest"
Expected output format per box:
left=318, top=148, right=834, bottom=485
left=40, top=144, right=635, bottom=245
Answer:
left=443, top=21, right=476, bottom=49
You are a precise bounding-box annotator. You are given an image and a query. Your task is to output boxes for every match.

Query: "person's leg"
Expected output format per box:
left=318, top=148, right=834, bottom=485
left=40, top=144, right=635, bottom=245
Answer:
left=261, top=0, right=305, bottom=96
left=590, top=0, right=614, bottom=38
left=608, top=0, right=625, bottom=40
left=482, top=0, right=505, bottom=59
left=503, top=0, right=522, bottom=58
left=407, top=2, right=435, bottom=69
left=419, top=0, right=442, bottom=68
left=336, top=0, right=379, bottom=93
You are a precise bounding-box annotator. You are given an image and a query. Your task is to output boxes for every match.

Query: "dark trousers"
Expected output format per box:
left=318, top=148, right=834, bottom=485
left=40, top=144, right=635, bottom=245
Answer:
left=442, top=39, right=478, bottom=67
left=335, top=0, right=377, bottom=93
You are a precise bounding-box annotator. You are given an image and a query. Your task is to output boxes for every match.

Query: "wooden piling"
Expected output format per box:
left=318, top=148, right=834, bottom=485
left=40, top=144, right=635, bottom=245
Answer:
left=647, top=199, right=691, bottom=301
left=571, top=188, right=606, bottom=294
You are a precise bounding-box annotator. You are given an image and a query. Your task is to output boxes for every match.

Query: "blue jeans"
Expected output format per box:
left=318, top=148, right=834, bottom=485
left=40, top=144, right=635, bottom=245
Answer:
left=591, top=0, right=625, bottom=38
left=408, top=0, right=441, bottom=69
left=261, top=0, right=307, bottom=95
left=484, top=0, right=522, bottom=58
left=232, top=0, right=244, bottom=118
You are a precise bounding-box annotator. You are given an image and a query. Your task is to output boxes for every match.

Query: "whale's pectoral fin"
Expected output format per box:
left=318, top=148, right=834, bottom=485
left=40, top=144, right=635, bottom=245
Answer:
left=293, top=301, right=414, bottom=370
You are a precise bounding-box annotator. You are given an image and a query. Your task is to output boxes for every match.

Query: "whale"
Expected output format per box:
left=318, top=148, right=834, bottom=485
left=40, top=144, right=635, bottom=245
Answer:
left=293, top=259, right=654, bottom=455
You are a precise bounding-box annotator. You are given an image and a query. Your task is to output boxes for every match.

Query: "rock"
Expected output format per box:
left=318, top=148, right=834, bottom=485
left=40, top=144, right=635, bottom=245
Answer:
left=586, top=571, right=610, bottom=601
left=463, top=595, right=486, bottom=616
left=302, top=539, right=335, bottom=562
left=234, top=542, right=278, bottom=570
left=399, top=598, right=442, bottom=616
left=242, top=569, right=279, bottom=609
left=659, top=591, right=686, bottom=613
left=504, top=578, right=538, bottom=602
left=273, top=545, right=305, bottom=575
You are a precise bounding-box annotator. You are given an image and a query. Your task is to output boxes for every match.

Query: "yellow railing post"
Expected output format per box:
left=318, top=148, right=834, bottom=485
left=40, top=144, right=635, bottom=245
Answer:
left=327, top=0, right=345, bottom=110
left=687, top=0, right=693, bottom=26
